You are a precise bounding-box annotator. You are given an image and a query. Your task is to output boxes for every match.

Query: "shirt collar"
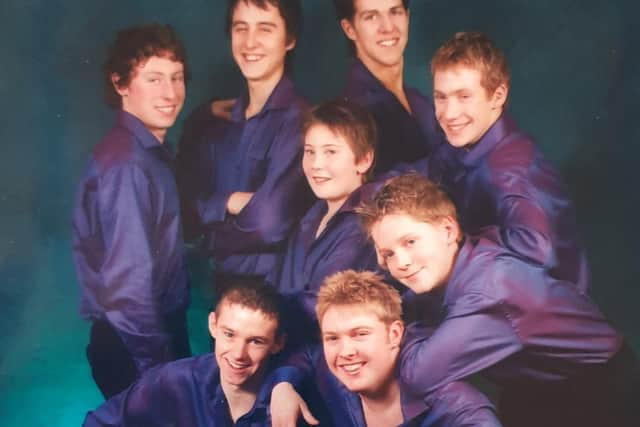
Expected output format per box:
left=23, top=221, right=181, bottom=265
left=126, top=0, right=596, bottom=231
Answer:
left=455, top=113, right=517, bottom=168
left=300, top=182, right=375, bottom=228
left=230, top=74, right=299, bottom=123
left=116, top=110, right=166, bottom=150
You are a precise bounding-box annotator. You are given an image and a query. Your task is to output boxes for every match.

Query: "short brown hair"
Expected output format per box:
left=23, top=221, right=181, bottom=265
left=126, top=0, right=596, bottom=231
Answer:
left=316, top=270, right=402, bottom=326
left=431, top=31, right=509, bottom=95
left=215, top=276, right=284, bottom=335
left=357, top=173, right=458, bottom=236
left=301, top=98, right=377, bottom=180
left=104, top=23, right=188, bottom=109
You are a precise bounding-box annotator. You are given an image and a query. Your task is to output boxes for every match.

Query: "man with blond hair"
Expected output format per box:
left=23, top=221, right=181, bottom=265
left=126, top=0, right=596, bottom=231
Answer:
left=270, top=270, right=501, bottom=427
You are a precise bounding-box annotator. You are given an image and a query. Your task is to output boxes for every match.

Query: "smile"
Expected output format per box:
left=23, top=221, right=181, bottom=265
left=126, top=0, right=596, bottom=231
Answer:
left=156, top=106, right=176, bottom=114
left=243, top=54, right=264, bottom=62
left=378, top=38, right=399, bottom=47
left=225, top=358, right=250, bottom=371
left=445, top=122, right=469, bottom=133
left=339, top=361, right=365, bottom=375
left=404, top=267, right=423, bottom=281
left=311, top=176, right=331, bottom=184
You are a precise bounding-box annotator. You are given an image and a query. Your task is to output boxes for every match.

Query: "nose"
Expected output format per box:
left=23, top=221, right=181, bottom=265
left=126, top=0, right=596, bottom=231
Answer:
left=245, top=28, right=258, bottom=49
left=231, top=341, right=249, bottom=360
left=394, top=248, right=412, bottom=271
left=379, top=13, right=394, bottom=33
left=161, top=78, right=178, bottom=100
left=441, top=99, right=460, bottom=121
left=310, top=152, right=325, bottom=170
left=338, top=338, right=356, bottom=358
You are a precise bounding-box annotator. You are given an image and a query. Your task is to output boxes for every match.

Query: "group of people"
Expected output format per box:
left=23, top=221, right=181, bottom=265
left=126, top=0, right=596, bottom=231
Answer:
left=72, top=0, right=638, bottom=426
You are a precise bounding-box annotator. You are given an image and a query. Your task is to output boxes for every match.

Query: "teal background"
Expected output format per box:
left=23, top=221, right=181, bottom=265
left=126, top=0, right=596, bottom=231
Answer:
left=1, top=0, right=638, bottom=425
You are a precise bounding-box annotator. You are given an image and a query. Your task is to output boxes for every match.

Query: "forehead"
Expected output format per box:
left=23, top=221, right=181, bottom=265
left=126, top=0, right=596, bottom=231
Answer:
left=232, top=0, right=284, bottom=23
left=353, top=0, right=405, bottom=13
left=321, top=304, right=385, bottom=332
left=371, top=213, right=434, bottom=245
left=217, top=302, right=278, bottom=336
left=305, top=123, right=348, bottom=146
left=133, top=55, right=184, bottom=74
left=433, top=65, right=484, bottom=91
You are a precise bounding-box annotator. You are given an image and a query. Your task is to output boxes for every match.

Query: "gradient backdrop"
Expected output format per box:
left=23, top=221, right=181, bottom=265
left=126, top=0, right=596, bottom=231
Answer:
left=1, top=0, right=638, bottom=425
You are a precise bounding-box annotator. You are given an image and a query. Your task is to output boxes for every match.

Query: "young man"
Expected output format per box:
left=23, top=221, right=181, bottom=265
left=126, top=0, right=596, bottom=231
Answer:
left=176, top=0, right=310, bottom=278
left=83, top=278, right=288, bottom=426
left=72, top=24, right=191, bottom=399
left=426, top=31, right=589, bottom=292
left=268, top=99, right=380, bottom=348
left=358, top=174, right=638, bottom=427
left=270, top=270, right=501, bottom=427
left=332, top=0, right=442, bottom=174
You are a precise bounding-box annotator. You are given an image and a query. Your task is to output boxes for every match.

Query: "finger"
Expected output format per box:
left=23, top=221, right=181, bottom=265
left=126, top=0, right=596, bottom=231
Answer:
left=300, top=402, right=319, bottom=425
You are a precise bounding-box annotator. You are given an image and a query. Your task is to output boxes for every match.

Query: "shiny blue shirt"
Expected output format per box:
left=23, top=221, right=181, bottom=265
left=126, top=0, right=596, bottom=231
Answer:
left=72, top=111, right=189, bottom=373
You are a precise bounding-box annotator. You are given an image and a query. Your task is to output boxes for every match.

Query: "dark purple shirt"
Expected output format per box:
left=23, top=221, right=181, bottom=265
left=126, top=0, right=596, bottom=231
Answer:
left=426, top=114, right=590, bottom=292
left=176, top=75, right=311, bottom=276
left=274, top=346, right=501, bottom=427
left=83, top=353, right=273, bottom=427
left=269, top=184, right=380, bottom=329
left=72, top=111, right=189, bottom=373
left=341, top=58, right=442, bottom=175
left=400, top=229, right=622, bottom=395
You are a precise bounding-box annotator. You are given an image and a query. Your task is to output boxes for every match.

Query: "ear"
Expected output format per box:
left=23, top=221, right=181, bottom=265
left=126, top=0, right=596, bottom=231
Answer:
left=340, top=18, right=357, bottom=42
left=208, top=312, right=218, bottom=339
left=285, top=36, right=297, bottom=52
left=356, top=150, right=374, bottom=175
left=388, top=320, right=404, bottom=349
left=111, top=73, right=128, bottom=97
left=491, top=83, right=508, bottom=110
left=271, top=332, right=286, bottom=355
left=439, top=216, right=460, bottom=246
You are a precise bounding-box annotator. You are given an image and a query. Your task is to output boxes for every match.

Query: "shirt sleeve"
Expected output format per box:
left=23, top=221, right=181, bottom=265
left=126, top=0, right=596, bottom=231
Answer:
left=421, top=381, right=502, bottom=427
left=400, top=294, right=522, bottom=395
left=489, top=158, right=555, bottom=268
left=175, top=102, right=221, bottom=241
left=98, top=164, right=173, bottom=373
left=213, top=116, right=311, bottom=258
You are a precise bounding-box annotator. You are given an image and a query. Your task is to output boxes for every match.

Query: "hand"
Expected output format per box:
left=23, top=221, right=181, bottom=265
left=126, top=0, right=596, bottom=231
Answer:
left=210, top=98, right=235, bottom=120
left=270, top=382, right=319, bottom=427
left=226, top=192, right=254, bottom=215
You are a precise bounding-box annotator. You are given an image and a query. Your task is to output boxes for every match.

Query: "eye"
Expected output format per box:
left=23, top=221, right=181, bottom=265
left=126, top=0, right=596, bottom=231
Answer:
left=223, top=331, right=233, bottom=338
left=323, top=335, right=338, bottom=343
left=405, top=238, right=416, bottom=247
left=172, top=74, right=184, bottom=83
left=381, top=250, right=394, bottom=260
left=391, top=7, right=405, bottom=16
left=433, top=93, right=445, bottom=101
left=303, top=148, right=314, bottom=156
left=363, top=12, right=376, bottom=21
left=250, top=338, right=266, bottom=346
left=325, top=149, right=337, bottom=156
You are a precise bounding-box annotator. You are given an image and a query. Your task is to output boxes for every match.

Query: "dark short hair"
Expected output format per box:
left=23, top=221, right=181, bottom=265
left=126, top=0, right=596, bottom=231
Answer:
left=225, top=0, right=302, bottom=43
left=103, top=23, right=188, bottom=109
left=215, top=276, right=285, bottom=335
left=301, top=98, right=377, bottom=181
left=332, top=0, right=410, bottom=22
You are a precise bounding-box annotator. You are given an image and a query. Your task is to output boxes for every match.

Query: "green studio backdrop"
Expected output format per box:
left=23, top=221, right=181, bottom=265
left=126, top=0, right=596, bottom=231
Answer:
left=1, top=1, right=638, bottom=425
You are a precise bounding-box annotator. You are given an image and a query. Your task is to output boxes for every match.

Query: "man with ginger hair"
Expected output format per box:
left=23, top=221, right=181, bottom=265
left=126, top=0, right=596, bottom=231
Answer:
left=426, top=31, right=589, bottom=292
left=358, top=173, right=638, bottom=427
left=269, top=270, right=501, bottom=427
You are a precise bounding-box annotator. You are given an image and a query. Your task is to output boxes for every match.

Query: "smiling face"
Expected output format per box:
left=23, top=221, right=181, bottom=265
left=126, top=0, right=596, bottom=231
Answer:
left=433, top=65, right=507, bottom=148
left=230, top=1, right=295, bottom=87
left=209, top=302, right=283, bottom=391
left=321, top=304, right=402, bottom=397
left=341, top=0, right=409, bottom=75
left=303, top=123, right=373, bottom=211
left=114, top=55, right=185, bottom=142
left=370, top=212, right=458, bottom=294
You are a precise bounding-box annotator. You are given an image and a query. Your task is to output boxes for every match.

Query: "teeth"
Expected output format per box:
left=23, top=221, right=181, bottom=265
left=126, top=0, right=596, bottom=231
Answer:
left=379, top=39, right=397, bottom=47
left=244, top=54, right=262, bottom=61
left=313, top=177, right=330, bottom=184
left=157, top=106, right=175, bottom=113
left=227, top=359, right=249, bottom=369
left=341, top=362, right=364, bottom=373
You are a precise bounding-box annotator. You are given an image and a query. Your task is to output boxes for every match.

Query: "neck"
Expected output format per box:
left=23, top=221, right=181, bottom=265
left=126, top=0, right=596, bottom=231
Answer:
left=360, top=379, right=403, bottom=427
left=359, top=54, right=404, bottom=94
left=245, top=68, right=284, bottom=119
left=220, top=371, right=263, bottom=422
